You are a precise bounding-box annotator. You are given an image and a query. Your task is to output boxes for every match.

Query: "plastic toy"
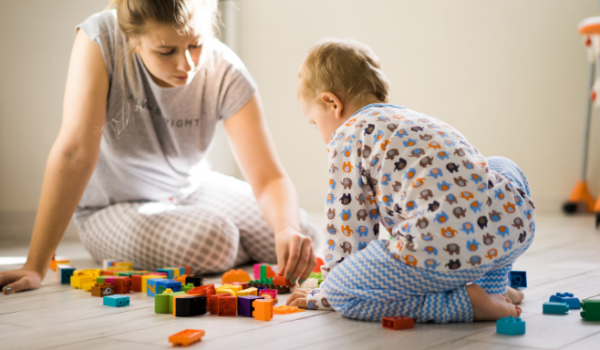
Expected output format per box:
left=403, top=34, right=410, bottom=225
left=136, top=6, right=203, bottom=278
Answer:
left=543, top=302, right=569, bottom=314
left=217, top=284, right=242, bottom=293
left=168, top=292, right=187, bottom=313
left=496, top=316, right=525, bottom=335
left=113, top=277, right=131, bottom=294
left=56, top=265, right=75, bottom=284
left=155, top=280, right=182, bottom=294
left=236, top=287, right=258, bottom=297
left=509, top=271, right=527, bottom=289
left=272, top=275, right=292, bottom=287
left=185, top=275, right=203, bottom=287
left=230, top=281, right=248, bottom=289
left=103, top=295, right=130, bottom=307
left=169, top=329, right=205, bottom=347
left=237, top=296, right=265, bottom=317
left=147, top=278, right=167, bottom=297
left=49, top=257, right=70, bottom=272
left=260, top=265, right=277, bottom=279
left=382, top=316, right=415, bottom=330
left=157, top=268, right=175, bottom=279
left=169, top=266, right=185, bottom=276
left=182, top=283, right=195, bottom=293
left=82, top=282, right=95, bottom=292
left=141, top=275, right=165, bottom=294
left=155, top=290, right=174, bottom=314
left=187, top=284, right=216, bottom=307
left=91, top=283, right=114, bottom=297
left=258, top=289, right=278, bottom=303
left=209, top=293, right=229, bottom=314
left=100, top=270, right=114, bottom=276
left=222, top=269, right=251, bottom=284
left=218, top=296, right=237, bottom=316
left=71, top=275, right=95, bottom=289
left=113, top=262, right=133, bottom=270
left=314, top=257, right=324, bottom=273
left=273, top=305, right=305, bottom=314
left=248, top=277, right=291, bottom=294
left=549, top=293, right=581, bottom=309
left=252, top=299, right=273, bottom=321
left=581, top=299, right=600, bottom=320
left=174, top=295, right=207, bottom=317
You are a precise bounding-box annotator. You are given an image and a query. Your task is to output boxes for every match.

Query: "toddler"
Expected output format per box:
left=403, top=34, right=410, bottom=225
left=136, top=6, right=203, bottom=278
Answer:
left=288, top=39, right=535, bottom=323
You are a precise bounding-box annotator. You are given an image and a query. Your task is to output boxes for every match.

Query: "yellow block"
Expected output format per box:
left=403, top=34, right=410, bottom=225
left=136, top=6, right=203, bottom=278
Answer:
left=71, top=275, right=95, bottom=289
left=216, top=288, right=236, bottom=296
left=162, top=267, right=180, bottom=278
left=107, top=267, right=128, bottom=271
left=141, top=275, right=165, bottom=293
left=82, top=282, right=95, bottom=292
left=236, top=287, right=258, bottom=297
left=73, top=269, right=102, bottom=278
left=114, top=262, right=133, bottom=270
left=218, top=284, right=242, bottom=292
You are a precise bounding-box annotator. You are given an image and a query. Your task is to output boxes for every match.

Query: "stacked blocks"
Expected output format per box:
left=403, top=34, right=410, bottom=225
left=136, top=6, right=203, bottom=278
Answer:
left=222, top=269, right=251, bottom=284
left=218, top=296, right=237, bottom=316
left=272, top=276, right=292, bottom=287
left=71, top=275, right=95, bottom=289
left=248, top=277, right=291, bottom=294
left=147, top=278, right=167, bottom=297
left=252, top=299, right=273, bottom=321
left=155, top=280, right=182, bottom=294
left=141, top=275, right=165, bottom=293
left=91, top=283, right=114, bottom=297
left=581, top=300, right=600, bottom=321
left=509, top=271, right=527, bottom=289
left=209, top=293, right=228, bottom=314
left=496, top=316, right=525, bottom=335
left=238, top=296, right=265, bottom=317
left=169, top=329, right=205, bottom=347
left=543, top=302, right=570, bottom=314
left=174, top=295, right=207, bottom=317
left=168, top=292, right=187, bottom=313
left=103, top=295, right=130, bottom=307
left=157, top=268, right=175, bottom=279
left=382, top=316, right=415, bottom=330
left=155, top=290, right=174, bottom=314
left=549, top=293, right=581, bottom=309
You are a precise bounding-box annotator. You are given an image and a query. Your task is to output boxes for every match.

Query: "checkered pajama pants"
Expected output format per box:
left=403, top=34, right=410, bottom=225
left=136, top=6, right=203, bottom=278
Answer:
left=319, top=156, right=534, bottom=323
left=74, top=171, right=319, bottom=275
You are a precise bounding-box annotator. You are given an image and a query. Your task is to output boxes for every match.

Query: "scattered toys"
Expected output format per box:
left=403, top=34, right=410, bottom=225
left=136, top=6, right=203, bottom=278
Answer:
left=141, top=275, right=165, bottom=293
left=273, top=305, right=305, bottom=314
left=174, top=295, right=207, bottom=317
left=91, top=283, right=114, bottom=297
left=248, top=277, right=291, bottom=294
left=496, top=316, right=525, bottom=335
left=238, top=296, right=265, bottom=317
left=169, top=329, right=205, bottom=347
left=543, top=302, right=569, bottom=314
left=218, top=296, right=237, bottom=316
left=237, top=287, right=258, bottom=297
left=222, top=269, right=251, bottom=284
left=252, top=299, right=273, bottom=321
left=550, top=293, right=581, bottom=309
left=581, top=300, right=600, bottom=321
left=103, top=295, right=130, bottom=307
left=382, top=316, right=415, bottom=330
left=509, top=271, right=527, bottom=289
left=209, top=293, right=228, bottom=314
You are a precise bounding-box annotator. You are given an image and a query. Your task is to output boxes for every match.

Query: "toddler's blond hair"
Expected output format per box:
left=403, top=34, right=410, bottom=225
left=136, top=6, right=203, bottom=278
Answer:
left=299, top=39, right=389, bottom=104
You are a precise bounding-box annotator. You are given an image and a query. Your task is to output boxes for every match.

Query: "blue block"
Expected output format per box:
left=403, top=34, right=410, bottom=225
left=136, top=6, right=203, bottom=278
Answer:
left=60, top=268, right=76, bottom=284
left=543, top=302, right=569, bottom=314
left=156, top=268, right=174, bottom=279
left=509, top=271, right=527, bottom=289
left=496, top=316, right=525, bottom=335
left=147, top=278, right=168, bottom=297
left=169, top=267, right=185, bottom=276
left=156, top=280, right=182, bottom=294
left=104, top=295, right=130, bottom=307
left=550, top=293, right=581, bottom=310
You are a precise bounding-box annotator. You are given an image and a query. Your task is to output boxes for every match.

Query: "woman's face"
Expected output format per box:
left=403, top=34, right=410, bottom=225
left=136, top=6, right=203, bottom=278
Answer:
left=135, top=24, right=203, bottom=88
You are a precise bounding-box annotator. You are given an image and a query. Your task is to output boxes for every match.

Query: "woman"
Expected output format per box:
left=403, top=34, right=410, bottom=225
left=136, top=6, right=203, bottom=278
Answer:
left=0, top=0, right=318, bottom=294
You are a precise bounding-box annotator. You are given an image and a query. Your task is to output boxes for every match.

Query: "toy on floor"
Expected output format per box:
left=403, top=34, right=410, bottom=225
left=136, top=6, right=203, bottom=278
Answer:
left=103, top=295, right=130, bottom=307
left=173, top=295, right=207, bottom=317
left=549, top=293, right=581, bottom=309
left=169, top=329, right=205, bottom=347
left=382, top=316, right=415, bottom=330
left=581, top=299, right=600, bottom=320
left=91, top=283, right=114, bottom=297
left=273, top=305, right=305, bottom=314
left=543, top=302, right=569, bottom=314
left=509, top=271, right=527, bottom=289
left=222, top=269, right=251, bottom=283
left=496, top=316, right=525, bottom=335
left=49, top=256, right=71, bottom=272
left=252, top=299, right=274, bottom=321
left=238, top=296, right=265, bottom=317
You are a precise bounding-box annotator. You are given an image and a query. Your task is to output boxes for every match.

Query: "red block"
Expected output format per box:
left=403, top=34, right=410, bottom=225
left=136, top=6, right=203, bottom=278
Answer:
left=382, top=316, right=414, bottom=330
left=230, top=282, right=248, bottom=290
left=272, top=275, right=291, bottom=287
left=314, top=257, right=324, bottom=273
left=100, top=270, right=115, bottom=276
left=209, top=293, right=228, bottom=314
left=131, top=273, right=163, bottom=292
left=114, top=277, right=131, bottom=294
left=218, top=296, right=237, bottom=316
left=187, top=284, right=215, bottom=307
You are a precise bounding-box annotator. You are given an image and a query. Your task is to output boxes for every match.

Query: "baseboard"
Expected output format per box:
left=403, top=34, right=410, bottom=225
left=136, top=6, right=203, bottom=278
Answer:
left=0, top=211, right=79, bottom=240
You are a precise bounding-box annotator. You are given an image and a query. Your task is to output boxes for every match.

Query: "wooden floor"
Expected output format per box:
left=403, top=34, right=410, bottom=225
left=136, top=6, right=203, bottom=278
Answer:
left=1, top=213, right=600, bottom=350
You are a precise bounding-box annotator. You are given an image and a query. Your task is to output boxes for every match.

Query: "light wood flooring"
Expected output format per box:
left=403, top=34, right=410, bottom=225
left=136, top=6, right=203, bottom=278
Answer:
left=1, top=213, right=600, bottom=350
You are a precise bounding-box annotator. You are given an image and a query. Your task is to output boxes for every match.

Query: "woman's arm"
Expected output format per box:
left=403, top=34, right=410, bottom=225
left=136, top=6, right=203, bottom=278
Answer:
left=0, top=30, right=108, bottom=294
left=224, top=94, right=316, bottom=285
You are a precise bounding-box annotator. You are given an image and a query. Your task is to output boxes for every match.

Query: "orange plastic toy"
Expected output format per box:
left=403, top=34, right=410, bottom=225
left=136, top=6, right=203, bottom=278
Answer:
left=187, top=284, right=215, bottom=307
left=382, top=316, right=414, bottom=330
left=273, top=305, right=305, bottom=314
left=252, top=299, right=273, bottom=321
left=221, top=269, right=251, bottom=284
left=272, top=275, right=291, bottom=287
left=313, top=257, right=324, bottom=273
left=168, top=329, right=205, bottom=347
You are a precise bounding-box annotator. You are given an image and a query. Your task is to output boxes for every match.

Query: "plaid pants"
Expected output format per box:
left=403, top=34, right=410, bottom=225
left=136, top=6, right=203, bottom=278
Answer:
left=75, top=171, right=319, bottom=274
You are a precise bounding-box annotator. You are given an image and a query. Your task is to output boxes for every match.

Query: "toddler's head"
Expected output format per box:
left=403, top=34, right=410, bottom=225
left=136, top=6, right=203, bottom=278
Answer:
left=297, top=39, right=390, bottom=143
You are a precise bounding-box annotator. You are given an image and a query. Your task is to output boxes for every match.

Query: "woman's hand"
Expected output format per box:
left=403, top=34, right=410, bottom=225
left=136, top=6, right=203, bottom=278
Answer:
left=275, top=229, right=316, bottom=285
left=286, top=288, right=311, bottom=308
left=0, top=267, right=44, bottom=294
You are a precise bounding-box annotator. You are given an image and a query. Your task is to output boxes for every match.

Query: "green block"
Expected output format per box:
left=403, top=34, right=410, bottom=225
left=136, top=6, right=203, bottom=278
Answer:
left=96, top=276, right=107, bottom=284
left=168, top=292, right=186, bottom=314
left=116, top=271, right=136, bottom=277
left=155, top=292, right=172, bottom=314
left=182, top=283, right=194, bottom=293
left=581, top=300, right=600, bottom=321
left=260, top=265, right=268, bottom=280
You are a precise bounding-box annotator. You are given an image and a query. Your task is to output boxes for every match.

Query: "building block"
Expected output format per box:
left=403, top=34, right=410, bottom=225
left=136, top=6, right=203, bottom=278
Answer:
left=222, top=269, right=251, bottom=284
left=248, top=278, right=291, bottom=294
left=254, top=263, right=267, bottom=279
left=252, top=299, right=273, bottom=321
left=550, top=293, right=581, bottom=309
left=272, top=275, right=292, bottom=287
left=155, top=280, right=182, bottom=294
left=91, top=283, right=114, bottom=297
left=155, top=291, right=174, bottom=314
left=314, top=257, right=324, bottom=273
left=238, top=296, right=264, bottom=317
left=258, top=289, right=278, bottom=303
left=73, top=269, right=102, bottom=278
left=50, top=257, right=71, bottom=272
left=106, top=267, right=128, bottom=271
left=173, top=295, right=207, bottom=317
left=230, top=281, right=248, bottom=290
left=169, top=329, right=205, bottom=347
left=174, top=274, right=187, bottom=284
left=147, top=278, right=168, bottom=297
left=103, top=295, right=130, bottom=307
left=182, top=283, right=195, bottom=293
left=496, top=316, right=525, bottom=335
left=260, top=265, right=277, bottom=280
left=57, top=265, right=76, bottom=284
left=141, top=275, right=165, bottom=293
left=71, top=275, right=95, bottom=289
left=209, top=293, right=229, bottom=314
left=218, top=296, right=237, bottom=316
left=581, top=300, right=600, bottom=321
left=168, top=292, right=186, bottom=313
left=82, top=282, right=95, bottom=292
left=543, top=302, right=569, bottom=314
left=176, top=266, right=191, bottom=275
left=218, top=284, right=242, bottom=292
left=113, top=262, right=133, bottom=270
left=169, top=267, right=185, bottom=276
left=382, top=316, right=415, bottom=330
left=103, top=259, right=123, bottom=270
left=237, top=287, right=258, bottom=297
left=187, top=284, right=216, bottom=307
left=509, top=271, right=527, bottom=289
left=273, top=305, right=305, bottom=314
left=100, top=270, right=115, bottom=276
left=185, top=275, right=203, bottom=287
left=157, top=268, right=175, bottom=280
left=113, top=277, right=131, bottom=294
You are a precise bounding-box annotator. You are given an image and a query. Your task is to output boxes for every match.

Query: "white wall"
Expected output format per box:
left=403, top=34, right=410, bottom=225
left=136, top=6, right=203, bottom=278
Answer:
left=235, top=0, right=600, bottom=212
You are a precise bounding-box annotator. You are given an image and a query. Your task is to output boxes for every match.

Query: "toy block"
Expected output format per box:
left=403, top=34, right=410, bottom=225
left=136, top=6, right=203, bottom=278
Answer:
left=91, top=283, right=114, bottom=297
left=550, top=293, right=581, bottom=309
left=168, top=292, right=186, bottom=313
left=114, top=277, right=131, bottom=294
left=581, top=300, right=600, bottom=321
left=230, top=281, right=248, bottom=290
left=174, top=295, right=207, bottom=317
left=260, top=265, right=277, bottom=280
left=156, top=280, right=182, bottom=294
left=113, top=262, right=132, bottom=270
left=155, top=291, right=173, bottom=313
left=73, top=269, right=102, bottom=278
left=100, top=270, right=114, bottom=276
left=254, top=263, right=267, bottom=279
left=496, top=316, right=525, bottom=335
left=107, top=267, right=128, bottom=271
left=509, top=271, right=527, bottom=289
left=114, top=271, right=136, bottom=277
left=182, top=283, right=195, bottom=293
left=141, top=275, right=165, bottom=293
left=258, top=289, right=278, bottom=303
left=314, top=257, right=324, bottom=273
left=248, top=278, right=291, bottom=294
left=169, top=267, right=185, bottom=277
left=187, top=284, right=216, bottom=307
left=220, top=284, right=242, bottom=292
left=218, top=296, right=237, bottom=316
left=174, top=274, right=187, bottom=284
left=209, top=293, right=229, bottom=314
left=222, top=269, right=251, bottom=284
left=50, top=258, right=70, bottom=272
left=237, top=296, right=264, bottom=317
left=157, top=268, right=175, bottom=279
left=103, top=259, right=122, bottom=270
left=147, top=278, right=172, bottom=297
left=273, top=305, right=305, bottom=314
left=103, top=295, right=130, bottom=307
left=252, top=299, right=273, bottom=321
left=543, top=302, right=569, bottom=314
left=217, top=288, right=236, bottom=297
left=83, top=282, right=95, bottom=292
left=382, top=316, right=415, bottom=330
left=236, top=287, right=258, bottom=297
left=71, top=275, right=95, bottom=289
left=272, top=275, right=292, bottom=287
left=186, top=275, right=203, bottom=287
left=57, top=265, right=76, bottom=284
left=168, top=329, right=205, bottom=347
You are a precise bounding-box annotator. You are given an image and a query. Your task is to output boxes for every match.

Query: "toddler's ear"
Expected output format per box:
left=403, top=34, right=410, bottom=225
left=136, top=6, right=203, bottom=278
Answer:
left=320, top=92, right=344, bottom=119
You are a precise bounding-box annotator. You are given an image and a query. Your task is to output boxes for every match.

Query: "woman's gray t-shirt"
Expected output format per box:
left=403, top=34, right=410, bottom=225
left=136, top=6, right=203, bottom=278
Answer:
left=74, top=10, right=257, bottom=224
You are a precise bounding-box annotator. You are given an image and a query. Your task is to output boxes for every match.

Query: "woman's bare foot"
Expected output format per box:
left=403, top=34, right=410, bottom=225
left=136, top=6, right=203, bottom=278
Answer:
left=466, top=284, right=522, bottom=321
left=504, top=287, right=524, bottom=305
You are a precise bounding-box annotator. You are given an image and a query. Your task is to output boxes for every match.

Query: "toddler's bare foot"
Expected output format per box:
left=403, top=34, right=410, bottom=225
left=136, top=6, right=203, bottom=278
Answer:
left=466, top=284, right=522, bottom=321
left=504, top=287, right=524, bottom=305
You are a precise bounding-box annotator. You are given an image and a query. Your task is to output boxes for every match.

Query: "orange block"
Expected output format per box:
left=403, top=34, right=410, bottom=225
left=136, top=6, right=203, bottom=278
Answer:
left=49, top=259, right=71, bottom=272
left=272, top=275, right=291, bottom=287
left=273, top=305, right=305, bottom=314
left=222, top=269, right=251, bottom=284
left=187, top=284, right=215, bottom=307
left=314, top=257, right=324, bottom=273
left=168, top=329, right=205, bottom=346
left=252, top=299, right=273, bottom=321
left=174, top=274, right=188, bottom=284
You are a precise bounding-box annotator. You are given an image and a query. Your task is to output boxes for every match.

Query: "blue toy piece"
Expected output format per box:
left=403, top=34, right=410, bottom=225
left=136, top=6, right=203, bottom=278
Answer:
left=509, top=271, right=527, bottom=289
left=543, top=302, right=569, bottom=315
left=549, top=293, right=581, bottom=310
left=59, top=267, right=76, bottom=284
left=156, top=280, right=182, bottom=294
left=169, top=267, right=185, bottom=276
left=156, top=268, right=174, bottom=279
left=104, top=295, right=130, bottom=307
left=496, top=316, right=525, bottom=335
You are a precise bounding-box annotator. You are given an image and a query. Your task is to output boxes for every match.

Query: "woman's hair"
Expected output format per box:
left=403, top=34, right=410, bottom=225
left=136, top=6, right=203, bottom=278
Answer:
left=299, top=39, right=389, bottom=104
left=105, top=0, right=218, bottom=135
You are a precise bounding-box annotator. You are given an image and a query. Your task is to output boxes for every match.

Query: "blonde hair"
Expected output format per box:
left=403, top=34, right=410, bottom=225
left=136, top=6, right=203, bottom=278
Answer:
left=299, top=39, right=389, bottom=104
left=105, top=0, right=218, bottom=135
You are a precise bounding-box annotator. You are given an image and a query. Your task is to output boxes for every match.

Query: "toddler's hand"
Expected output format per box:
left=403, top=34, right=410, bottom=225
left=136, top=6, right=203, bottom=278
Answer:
left=275, top=228, right=316, bottom=285
left=286, top=288, right=311, bottom=309
left=0, top=267, right=43, bottom=295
